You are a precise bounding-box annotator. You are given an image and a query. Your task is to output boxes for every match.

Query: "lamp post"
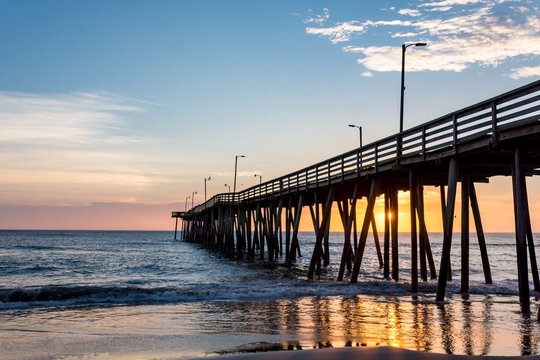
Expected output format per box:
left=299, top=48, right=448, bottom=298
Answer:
left=204, top=176, right=211, bottom=202
left=254, top=174, right=262, bottom=185
left=184, top=196, right=190, bottom=211
left=233, top=155, right=245, bottom=200
left=191, top=191, right=197, bottom=208
left=400, top=42, right=426, bottom=134
left=348, top=124, right=362, bottom=148
left=225, top=184, right=231, bottom=192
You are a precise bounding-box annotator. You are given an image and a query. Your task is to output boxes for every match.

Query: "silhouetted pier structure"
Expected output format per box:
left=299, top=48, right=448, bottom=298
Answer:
left=173, top=80, right=540, bottom=313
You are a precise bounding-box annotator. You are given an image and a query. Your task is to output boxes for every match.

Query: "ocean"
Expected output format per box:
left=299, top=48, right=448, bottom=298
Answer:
left=0, top=230, right=539, bottom=359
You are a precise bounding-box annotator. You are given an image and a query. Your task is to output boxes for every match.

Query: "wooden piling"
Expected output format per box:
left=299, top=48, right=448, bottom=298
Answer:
left=512, top=146, right=530, bottom=313
left=391, top=185, right=399, bottom=281
left=469, top=182, right=492, bottom=284
left=308, top=187, right=334, bottom=279
left=522, top=182, right=540, bottom=292
left=437, top=157, right=459, bottom=302
left=338, top=183, right=359, bottom=281
left=461, top=175, right=470, bottom=294
left=440, top=184, right=452, bottom=281
left=384, top=190, right=390, bottom=279
left=371, top=212, right=383, bottom=268
left=409, top=168, right=418, bottom=293
left=288, top=194, right=304, bottom=265
left=350, top=179, right=379, bottom=283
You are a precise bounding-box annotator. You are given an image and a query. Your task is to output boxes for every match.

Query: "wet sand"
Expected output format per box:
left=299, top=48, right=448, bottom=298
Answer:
left=189, top=346, right=540, bottom=360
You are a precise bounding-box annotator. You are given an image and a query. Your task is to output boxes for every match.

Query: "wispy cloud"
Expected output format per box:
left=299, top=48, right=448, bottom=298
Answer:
left=304, top=1, right=540, bottom=77
left=0, top=91, right=147, bottom=145
left=0, top=91, right=167, bottom=206
left=306, top=21, right=365, bottom=44
left=399, top=9, right=422, bottom=17
left=304, top=8, right=330, bottom=25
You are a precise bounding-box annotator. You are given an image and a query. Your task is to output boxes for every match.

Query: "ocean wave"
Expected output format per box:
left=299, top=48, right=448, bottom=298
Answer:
left=0, top=277, right=523, bottom=311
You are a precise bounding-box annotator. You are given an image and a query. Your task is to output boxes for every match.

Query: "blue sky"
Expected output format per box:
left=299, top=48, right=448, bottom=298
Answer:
left=1, top=0, right=539, bottom=229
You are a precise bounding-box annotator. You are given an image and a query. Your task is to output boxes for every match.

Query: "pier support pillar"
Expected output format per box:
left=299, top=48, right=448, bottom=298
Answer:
left=351, top=179, right=379, bottom=283
left=461, top=175, right=470, bottom=294
left=410, top=168, right=418, bottom=293
left=437, top=157, right=459, bottom=302
left=512, top=146, right=530, bottom=314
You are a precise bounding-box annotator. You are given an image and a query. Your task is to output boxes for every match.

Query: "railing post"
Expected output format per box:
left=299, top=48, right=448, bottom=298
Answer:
left=397, top=135, right=402, bottom=161
left=491, top=101, right=498, bottom=145
left=421, top=126, right=426, bottom=162
left=356, top=149, right=360, bottom=175
left=327, top=160, right=331, bottom=186
left=452, top=114, right=458, bottom=152
left=375, top=143, right=379, bottom=172
left=341, top=157, right=344, bottom=183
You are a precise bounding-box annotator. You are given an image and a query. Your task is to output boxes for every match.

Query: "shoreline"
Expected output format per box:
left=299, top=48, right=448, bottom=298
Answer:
left=188, top=346, right=540, bottom=360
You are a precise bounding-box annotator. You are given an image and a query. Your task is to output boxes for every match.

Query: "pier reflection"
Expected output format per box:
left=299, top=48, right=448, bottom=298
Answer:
left=197, top=294, right=539, bottom=356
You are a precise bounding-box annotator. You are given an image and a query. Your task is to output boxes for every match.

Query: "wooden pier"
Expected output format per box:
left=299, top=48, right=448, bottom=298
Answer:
left=173, top=80, right=540, bottom=314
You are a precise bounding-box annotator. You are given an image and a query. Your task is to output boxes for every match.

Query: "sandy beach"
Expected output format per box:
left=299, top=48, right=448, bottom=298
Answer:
left=189, top=346, right=540, bottom=360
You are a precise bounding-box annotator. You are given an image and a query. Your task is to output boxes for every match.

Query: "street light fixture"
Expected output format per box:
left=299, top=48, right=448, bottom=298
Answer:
left=348, top=124, right=362, bottom=148
left=233, top=155, right=246, bottom=200
left=400, top=42, right=426, bottom=134
left=254, top=174, right=262, bottom=185
left=204, top=176, right=211, bottom=202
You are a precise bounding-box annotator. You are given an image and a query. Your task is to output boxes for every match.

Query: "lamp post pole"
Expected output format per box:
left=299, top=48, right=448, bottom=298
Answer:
left=184, top=196, right=190, bottom=212
left=254, top=174, right=262, bottom=185
left=233, top=155, right=245, bottom=201
left=399, top=42, right=426, bottom=155
left=204, top=177, right=211, bottom=202
left=348, top=124, right=362, bottom=148
left=191, top=191, right=197, bottom=209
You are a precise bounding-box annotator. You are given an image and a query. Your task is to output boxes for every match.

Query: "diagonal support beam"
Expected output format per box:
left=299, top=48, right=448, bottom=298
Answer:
left=350, top=179, right=379, bottom=283
left=436, top=157, right=459, bottom=302
left=308, top=187, right=335, bottom=279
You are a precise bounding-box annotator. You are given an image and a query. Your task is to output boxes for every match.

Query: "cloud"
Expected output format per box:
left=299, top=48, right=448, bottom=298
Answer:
left=398, top=9, right=422, bottom=17
left=304, top=0, right=540, bottom=75
left=508, top=66, right=540, bottom=79
left=0, top=91, right=147, bottom=145
left=306, top=21, right=365, bottom=44
left=0, top=91, right=171, bottom=206
left=304, top=8, right=330, bottom=25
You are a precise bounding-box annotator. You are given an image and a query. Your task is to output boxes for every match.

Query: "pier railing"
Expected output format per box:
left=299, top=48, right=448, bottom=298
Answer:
left=186, top=80, right=540, bottom=215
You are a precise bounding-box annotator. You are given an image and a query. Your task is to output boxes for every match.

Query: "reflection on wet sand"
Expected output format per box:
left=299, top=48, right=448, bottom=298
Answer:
left=198, top=294, right=539, bottom=356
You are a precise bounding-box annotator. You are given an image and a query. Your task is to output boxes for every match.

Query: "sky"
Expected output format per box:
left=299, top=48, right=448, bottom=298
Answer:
left=1, top=0, right=540, bottom=231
